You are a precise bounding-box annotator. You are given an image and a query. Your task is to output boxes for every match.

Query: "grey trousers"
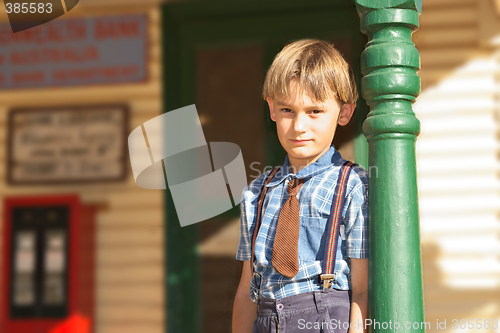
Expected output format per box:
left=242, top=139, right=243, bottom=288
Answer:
left=252, top=289, right=351, bottom=333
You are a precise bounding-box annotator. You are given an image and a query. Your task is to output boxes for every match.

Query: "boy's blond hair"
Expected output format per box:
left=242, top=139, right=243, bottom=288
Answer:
left=262, top=39, right=358, bottom=104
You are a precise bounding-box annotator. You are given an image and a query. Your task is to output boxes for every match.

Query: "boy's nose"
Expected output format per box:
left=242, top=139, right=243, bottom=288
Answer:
left=292, top=113, right=308, bottom=132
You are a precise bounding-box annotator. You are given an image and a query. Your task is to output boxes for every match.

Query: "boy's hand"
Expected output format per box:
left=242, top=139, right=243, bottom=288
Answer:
left=349, top=258, right=368, bottom=333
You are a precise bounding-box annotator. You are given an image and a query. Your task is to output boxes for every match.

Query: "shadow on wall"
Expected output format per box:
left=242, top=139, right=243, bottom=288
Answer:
left=421, top=242, right=500, bottom=332
left=414, top=0, right=500, bottom=330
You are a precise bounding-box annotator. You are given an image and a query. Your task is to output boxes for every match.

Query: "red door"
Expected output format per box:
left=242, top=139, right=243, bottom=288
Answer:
left=2, top=195, right=95, bottom=333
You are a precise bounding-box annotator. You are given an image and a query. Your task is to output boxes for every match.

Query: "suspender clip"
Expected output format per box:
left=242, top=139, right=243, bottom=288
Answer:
left=252, top=270, right=262, bottom=300
left=320, top=274, right=335, bottom=291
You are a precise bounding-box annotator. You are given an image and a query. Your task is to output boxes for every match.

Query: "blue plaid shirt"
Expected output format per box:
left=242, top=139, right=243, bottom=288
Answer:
left=236, top=145, right=368, bottom=302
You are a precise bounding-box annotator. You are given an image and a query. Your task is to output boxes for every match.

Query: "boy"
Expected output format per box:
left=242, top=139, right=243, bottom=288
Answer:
left=232, top=39, right=368, bottom=333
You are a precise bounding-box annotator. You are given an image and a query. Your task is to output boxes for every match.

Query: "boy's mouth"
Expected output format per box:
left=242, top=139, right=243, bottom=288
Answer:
left=290, top=139, right=311, bottom=144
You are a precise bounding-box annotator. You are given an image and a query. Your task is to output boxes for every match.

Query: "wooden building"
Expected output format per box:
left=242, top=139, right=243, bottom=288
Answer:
left=0, top=0, right=499, bottom=332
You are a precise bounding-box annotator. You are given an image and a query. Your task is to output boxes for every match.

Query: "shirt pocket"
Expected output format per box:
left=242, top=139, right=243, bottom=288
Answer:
left=298, top=216, right=328, bottom=262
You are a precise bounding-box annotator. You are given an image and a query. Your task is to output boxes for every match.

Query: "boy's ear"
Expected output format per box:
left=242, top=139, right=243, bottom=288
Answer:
left=337, top=103, right=355, bottom=126
left=266, top=97, right=276, bottom=122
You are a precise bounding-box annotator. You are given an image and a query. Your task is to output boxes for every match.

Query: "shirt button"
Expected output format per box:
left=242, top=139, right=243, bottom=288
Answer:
left=277, top=303, right=284, bottom=311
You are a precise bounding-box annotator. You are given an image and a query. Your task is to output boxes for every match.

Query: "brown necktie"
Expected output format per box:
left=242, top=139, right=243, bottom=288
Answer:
left=272, top=177, right=304, bottom=278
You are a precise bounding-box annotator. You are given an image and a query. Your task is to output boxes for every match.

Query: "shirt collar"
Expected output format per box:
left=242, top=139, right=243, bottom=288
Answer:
left=266, top=145, right=343, bottom=188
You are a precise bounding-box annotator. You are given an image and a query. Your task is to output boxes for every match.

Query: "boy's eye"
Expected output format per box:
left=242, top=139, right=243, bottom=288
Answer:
left=281, top=108, right=292, bottom=113
left=311, top=110, right=323, bottom=114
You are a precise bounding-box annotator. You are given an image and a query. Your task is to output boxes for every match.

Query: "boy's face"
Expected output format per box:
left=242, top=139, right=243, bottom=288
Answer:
left=267, top=85, right=355, bottom=172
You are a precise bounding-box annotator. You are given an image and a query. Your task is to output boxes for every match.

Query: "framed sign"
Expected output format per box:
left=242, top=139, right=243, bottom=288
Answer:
left=7, top=105, right=129, bottom=184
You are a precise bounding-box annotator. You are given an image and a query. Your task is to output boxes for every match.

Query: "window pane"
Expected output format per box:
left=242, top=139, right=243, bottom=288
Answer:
left=13, top=231, right=36, bottom=306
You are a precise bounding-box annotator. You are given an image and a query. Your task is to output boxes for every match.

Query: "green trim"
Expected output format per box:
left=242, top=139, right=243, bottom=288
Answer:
left=162, top=5, right=201, bottom=333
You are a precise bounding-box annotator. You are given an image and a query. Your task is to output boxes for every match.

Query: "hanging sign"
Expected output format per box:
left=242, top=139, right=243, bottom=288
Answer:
left=0, top=14, right=147, bottom=89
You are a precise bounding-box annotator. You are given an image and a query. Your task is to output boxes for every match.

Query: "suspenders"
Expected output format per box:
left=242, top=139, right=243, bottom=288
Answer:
left=320, top=161, right=354, bottom=290
left=250, top=161, right=354, bottom=291
left=250, top=167, right=281, bottom=278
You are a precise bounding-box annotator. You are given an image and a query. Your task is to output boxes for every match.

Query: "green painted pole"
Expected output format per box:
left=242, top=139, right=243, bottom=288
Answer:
left=354, top=1, right=425, bottom=332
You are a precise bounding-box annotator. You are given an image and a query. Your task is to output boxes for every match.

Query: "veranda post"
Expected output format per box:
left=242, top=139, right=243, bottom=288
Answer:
left=355, top=1, right=425, bottom=331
